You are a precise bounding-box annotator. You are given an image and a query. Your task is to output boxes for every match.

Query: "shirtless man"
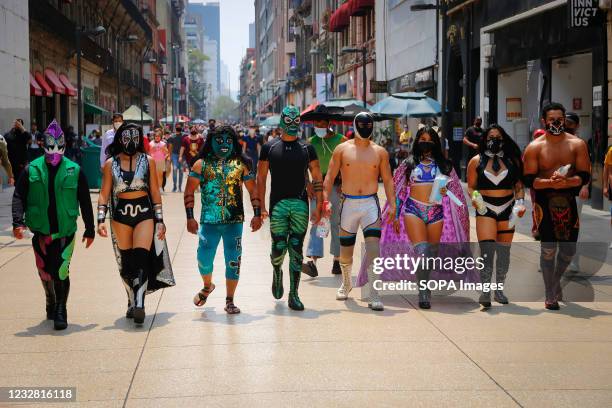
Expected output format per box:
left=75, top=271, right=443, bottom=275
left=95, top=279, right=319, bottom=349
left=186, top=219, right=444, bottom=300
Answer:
left=323, top=112, right=396, bottom=311
left=523, top=102, right=591, bottom=310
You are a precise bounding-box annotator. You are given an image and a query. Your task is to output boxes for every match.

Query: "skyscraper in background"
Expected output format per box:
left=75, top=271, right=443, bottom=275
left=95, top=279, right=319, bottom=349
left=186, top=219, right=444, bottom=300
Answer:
left=249, top=22, right=255, bottom=49
left=187, top=1, right=221, bottom=93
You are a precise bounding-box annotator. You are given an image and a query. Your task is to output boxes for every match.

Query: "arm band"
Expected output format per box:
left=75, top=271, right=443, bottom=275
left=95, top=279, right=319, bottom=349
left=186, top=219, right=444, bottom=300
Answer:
left=185, top=207, right=194, bottom=220
left=253, top=206, right=261, bottom=217
left=154, top=204, right=163, bottom=223
left=97, top=205, right=108, bottom=224
left=576, top=171, right=591, bottom=186
left=395, top=197, right=402, bottom=219
left=523, top=174, right=536, bottom=188
left=312, top=180, right=323, bottom=192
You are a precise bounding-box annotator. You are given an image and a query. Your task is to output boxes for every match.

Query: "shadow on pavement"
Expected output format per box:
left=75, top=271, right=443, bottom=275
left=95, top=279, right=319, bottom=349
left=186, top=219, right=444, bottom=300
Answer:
left=194, top=309, right=269, bottom=325
left=265, top=302, right=343, bottom=319
left=302, top=275, right=341, bottom=288
left=101, top=312, right=176, bottom=331
left=557, top=302, right=612, bottom=319
left=14, top=320, right=98, bottom=337
left=339, top=297, right=412, bottom=317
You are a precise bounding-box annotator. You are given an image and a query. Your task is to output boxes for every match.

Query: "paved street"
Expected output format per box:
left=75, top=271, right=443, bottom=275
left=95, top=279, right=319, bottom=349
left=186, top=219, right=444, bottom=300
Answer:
left=0, top=185, right=612, bottom=407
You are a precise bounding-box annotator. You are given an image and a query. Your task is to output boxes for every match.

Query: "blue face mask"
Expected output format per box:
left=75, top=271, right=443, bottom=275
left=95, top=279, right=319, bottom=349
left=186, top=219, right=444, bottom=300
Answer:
left=212, top=133, right=233, bottom=159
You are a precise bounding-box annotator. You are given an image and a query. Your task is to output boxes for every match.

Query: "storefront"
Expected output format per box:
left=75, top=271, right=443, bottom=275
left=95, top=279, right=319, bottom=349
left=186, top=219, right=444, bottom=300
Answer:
left=481, top=2, right=607, bottom=208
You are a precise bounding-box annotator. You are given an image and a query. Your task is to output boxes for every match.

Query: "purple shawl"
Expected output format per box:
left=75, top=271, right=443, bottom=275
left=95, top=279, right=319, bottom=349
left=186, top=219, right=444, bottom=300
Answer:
left=356, top=159, right=473, bottom=287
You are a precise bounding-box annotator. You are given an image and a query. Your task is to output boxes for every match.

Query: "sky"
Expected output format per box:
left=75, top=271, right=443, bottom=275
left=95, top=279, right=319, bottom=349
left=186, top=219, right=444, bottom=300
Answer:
left=190, top=0, right=255, bottom=101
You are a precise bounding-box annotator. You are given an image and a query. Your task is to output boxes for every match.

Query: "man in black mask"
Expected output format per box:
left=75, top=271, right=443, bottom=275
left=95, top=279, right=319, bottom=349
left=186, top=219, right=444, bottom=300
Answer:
left=523, top=102, right=591, bottom=310
left=322, top=112, right=396, bottom=311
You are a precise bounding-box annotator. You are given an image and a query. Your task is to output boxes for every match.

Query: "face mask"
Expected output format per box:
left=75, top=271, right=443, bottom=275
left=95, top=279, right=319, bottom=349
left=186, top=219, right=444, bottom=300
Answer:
left=487, top=138, right=503, bottom=154
left=314, top=127, right=328, bottom=138
left=43, top=119, right=65, bottom=166
left=279, top=106, right=301, bottom=136
left=546, top=119, right=564, bottom=136
left=113, top=121, right=123, bottom=131
left=353, top=113, right=374, bottom=139
left=120, top=128, right=140, bottom=156
left=212, top=133, right=233, bottom=159
left=417, top=141, right=435, bottom=154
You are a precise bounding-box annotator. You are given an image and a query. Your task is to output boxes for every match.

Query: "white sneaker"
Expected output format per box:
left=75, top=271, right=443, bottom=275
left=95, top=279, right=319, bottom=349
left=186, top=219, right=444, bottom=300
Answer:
left=336, top=284, right=352, bottom=300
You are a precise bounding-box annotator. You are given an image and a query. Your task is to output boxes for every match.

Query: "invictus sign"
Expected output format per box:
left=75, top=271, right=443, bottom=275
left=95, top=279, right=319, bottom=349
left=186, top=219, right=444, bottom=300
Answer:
left=568, top=0, right=600, bottom=28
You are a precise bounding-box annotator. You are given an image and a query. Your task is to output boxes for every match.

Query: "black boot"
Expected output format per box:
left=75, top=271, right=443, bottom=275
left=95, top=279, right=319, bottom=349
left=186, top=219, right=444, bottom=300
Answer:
left=41, top=279, right=56, bottom=319
left=272, top=266, right=284, bottom=299
left=288, top=269, right=304, bottom=311
left=120, top=249, right=135, bottom=319
left=52, top=278, right=70, bottom=330
left=132, top=248, right=150, bottom=324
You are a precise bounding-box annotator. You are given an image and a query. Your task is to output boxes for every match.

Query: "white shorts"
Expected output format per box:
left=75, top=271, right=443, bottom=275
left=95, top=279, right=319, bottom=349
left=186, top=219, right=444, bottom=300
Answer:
left=339, top=194, right=381, bottom=235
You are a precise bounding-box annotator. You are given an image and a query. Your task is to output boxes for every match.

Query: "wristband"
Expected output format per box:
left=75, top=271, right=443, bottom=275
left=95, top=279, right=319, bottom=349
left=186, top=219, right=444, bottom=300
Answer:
left=154, top=204, right=163, bottom=222
left=97, top=205, right=108, bottom=224
left=186, top=207, right=195, bottom=220
left=253, top=206, right=261, bottom=217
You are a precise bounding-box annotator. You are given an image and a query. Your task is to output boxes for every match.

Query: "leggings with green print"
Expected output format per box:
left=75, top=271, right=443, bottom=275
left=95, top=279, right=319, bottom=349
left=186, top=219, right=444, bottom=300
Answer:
left=270, top=199, right=309, bottom=297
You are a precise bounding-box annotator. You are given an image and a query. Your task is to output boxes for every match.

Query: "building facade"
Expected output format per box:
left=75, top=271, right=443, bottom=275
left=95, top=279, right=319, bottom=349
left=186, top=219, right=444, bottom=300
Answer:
left=187, top=1, right=221, bottom=94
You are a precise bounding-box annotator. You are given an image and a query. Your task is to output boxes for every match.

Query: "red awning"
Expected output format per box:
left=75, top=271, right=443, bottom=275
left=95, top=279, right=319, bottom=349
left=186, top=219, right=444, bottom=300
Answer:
left=59, top=73, right=77, bottom=97
left=34, top=71, right=53, bottom=97
left=30, top=73, right=42, bottom=96
left=349, top=0, right=374, bottom=16
left=329, top=2, right=351, bottom=32
left=44, top=68, right=66, bottom=94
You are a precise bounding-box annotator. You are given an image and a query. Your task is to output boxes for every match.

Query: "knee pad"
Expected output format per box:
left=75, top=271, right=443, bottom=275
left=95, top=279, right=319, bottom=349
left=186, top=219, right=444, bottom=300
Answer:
left=340, top=234, right=357, bottom=247
left=413, top=242, right=429, bottom=257
left=363, top=228, right=381, bottom=239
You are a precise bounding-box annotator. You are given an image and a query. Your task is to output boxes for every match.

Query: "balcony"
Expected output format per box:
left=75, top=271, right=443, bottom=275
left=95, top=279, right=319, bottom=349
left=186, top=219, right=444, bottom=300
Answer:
left=121, top=0, right=152, bottom=41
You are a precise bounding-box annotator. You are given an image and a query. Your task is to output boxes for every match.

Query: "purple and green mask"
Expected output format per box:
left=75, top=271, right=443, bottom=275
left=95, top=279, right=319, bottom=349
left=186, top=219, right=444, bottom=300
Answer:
left=43, top=119, right=65, bottom=166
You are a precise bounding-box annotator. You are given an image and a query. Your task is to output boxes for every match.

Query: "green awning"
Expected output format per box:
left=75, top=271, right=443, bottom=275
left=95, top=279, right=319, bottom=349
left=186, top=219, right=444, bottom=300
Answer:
left=84, top=101, right=109, bottom=115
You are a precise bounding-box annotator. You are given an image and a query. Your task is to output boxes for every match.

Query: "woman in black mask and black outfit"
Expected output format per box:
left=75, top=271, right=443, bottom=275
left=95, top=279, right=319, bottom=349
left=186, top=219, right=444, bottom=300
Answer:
left=467, top=124, right=525, bottom=308
left=97, top=123, right=174, bottom=324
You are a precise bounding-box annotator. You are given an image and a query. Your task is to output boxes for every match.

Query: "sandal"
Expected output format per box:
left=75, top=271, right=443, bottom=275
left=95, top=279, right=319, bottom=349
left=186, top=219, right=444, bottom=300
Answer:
left=193, top=283, right=215, bottom=307
left=224, top=297, right=241, bottom=314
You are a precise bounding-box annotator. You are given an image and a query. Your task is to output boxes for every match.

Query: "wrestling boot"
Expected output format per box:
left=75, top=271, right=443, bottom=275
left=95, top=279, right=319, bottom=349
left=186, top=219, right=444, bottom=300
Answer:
left=331, top=260, right=341, bottom=275
left=417, top=268, right=431, bottom=309
left=478, top=241, right=495, bottom=308
left=52, top=278, right=70, bottom=330
left=41, top=279, right=56, bottom=320
left=132, top=248, right=150, bottom=325
left=288, top=269, right=304, bottom=311
left=272, top=266, right=284, bottom=299
left=493, top=243, right=510, bottom=304
left=120, top=249, right=135, bottom=318
left=336, top=261, right=353, bottom=300
left=367, top=266, right=384, bottom=311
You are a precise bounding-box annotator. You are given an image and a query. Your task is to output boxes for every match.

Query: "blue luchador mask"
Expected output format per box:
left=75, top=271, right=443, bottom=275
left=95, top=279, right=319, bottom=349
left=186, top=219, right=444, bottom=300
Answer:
left=212, top=132, right=234, bottom=159
left=279, top=105, right=301, bottom=136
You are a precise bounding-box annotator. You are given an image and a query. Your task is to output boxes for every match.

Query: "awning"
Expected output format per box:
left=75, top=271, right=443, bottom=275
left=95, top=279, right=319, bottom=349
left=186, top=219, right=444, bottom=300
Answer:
left=84, top=101, right=109, bottom=115
left=329, top=2, right=351, bottom=32
left=30, top=73, right=43, bottom=96
left=349, top=0, right=374, bottom=16
left=44, top=68, right=66, bottom=94
left=59, top=73, right=77, bottom=97
left=34, top=71, right=53, bottom=97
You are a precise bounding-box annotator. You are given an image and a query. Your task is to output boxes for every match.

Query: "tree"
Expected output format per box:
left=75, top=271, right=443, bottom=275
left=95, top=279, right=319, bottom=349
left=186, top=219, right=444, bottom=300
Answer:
left=211, top=95, right=239, bottom=121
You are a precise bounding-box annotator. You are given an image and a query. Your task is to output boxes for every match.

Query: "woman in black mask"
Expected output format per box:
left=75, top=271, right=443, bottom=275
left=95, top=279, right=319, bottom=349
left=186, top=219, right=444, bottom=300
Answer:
left=467, top=124, right=525, bottom=308
left=97, top=123, right=175, bottom=324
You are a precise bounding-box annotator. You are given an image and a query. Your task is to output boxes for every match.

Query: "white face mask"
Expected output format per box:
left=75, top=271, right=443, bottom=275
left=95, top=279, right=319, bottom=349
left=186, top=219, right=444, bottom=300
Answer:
left=314, top=127, right=328, bottom=138
left=113, top=121, right=123, bottom=131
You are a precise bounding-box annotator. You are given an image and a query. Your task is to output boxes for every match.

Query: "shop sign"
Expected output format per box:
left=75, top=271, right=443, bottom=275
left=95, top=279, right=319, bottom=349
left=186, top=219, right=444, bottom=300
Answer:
left=506, top=98, right=522, bottom=121
left=568, top=0, right=600, bottom=28
left=593, top=85, right=602, bottom=107
left=370, top=80, right=388, bottom=93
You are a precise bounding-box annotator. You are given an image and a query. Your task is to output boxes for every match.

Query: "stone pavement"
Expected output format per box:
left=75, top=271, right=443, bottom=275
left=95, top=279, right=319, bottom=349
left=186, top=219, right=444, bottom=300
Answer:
left=0, top=184, right=611, bottom=407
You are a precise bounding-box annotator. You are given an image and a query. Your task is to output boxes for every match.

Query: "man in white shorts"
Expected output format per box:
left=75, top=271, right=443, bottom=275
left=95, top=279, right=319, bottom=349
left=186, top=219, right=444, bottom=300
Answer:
left=323, top=112, right=396, bottom=311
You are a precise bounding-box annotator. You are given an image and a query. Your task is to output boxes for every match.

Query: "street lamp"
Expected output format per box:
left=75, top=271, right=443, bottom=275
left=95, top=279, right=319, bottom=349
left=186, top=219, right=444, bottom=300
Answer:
left=76, top=25, right=105, bottom=142
left=116, top=34, right=138, bottom=113
left=341, top=46, right=368, bottom=108
left=140, top=49, right=156, bottom=124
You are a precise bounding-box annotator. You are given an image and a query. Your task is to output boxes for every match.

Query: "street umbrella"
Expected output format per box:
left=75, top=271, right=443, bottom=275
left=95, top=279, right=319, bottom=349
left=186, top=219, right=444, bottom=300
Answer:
left=122, top=105, right=153, bottom=122
left=191, top=119, right=206, bottom=124
left=160, top=115, right=191, bottom=124
left=325, top=98, right=372, bottom=109
left=300, top=104, right=346, bottom=122
left=370, top=92, right=441, bottom=118
left=260, top=115, right=280, bottom=127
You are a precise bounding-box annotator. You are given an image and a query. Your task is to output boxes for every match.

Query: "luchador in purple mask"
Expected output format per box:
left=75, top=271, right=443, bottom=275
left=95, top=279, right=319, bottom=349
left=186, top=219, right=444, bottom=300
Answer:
left=43, top=119, right=65, bottom=166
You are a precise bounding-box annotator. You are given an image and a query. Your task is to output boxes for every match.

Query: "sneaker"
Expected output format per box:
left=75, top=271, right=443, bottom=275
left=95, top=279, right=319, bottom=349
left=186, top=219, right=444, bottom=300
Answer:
left=331, top=260, right=341, bottom=275
left=336, top=284, right=352, bottom=300
left=302, top=261, right=318, bottom=277
left=368, top=299, right=384, bottom=311
left=545, top=301, right=560, bottom=310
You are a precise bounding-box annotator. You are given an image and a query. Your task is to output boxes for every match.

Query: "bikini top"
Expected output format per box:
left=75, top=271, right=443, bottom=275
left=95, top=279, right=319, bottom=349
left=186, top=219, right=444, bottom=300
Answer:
left=476, top=156, right=517, bottom=190
left=112, top=153, right=149, bottom=195
left=410, top=160, right=437, bottom=184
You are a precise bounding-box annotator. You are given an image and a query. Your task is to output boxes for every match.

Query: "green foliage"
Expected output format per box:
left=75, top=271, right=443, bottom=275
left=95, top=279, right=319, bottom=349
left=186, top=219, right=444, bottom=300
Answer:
left=211, top=95, right=239, bottom=121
